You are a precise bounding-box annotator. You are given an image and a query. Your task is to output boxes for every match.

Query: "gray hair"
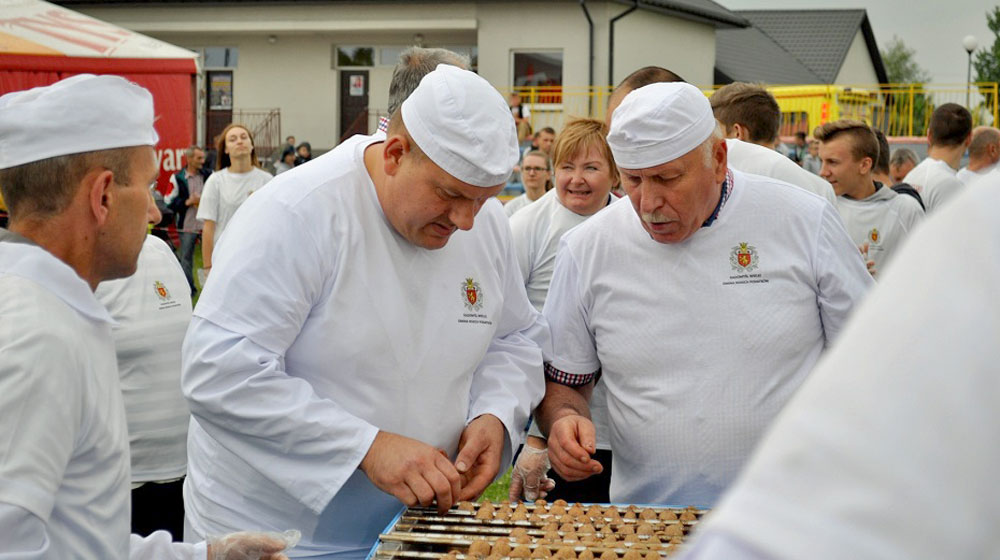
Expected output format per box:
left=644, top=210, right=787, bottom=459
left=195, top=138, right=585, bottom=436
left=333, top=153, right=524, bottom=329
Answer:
left=889, top=147, right=919, bottom=167
left=184, top=144, right=203, bottom=160
left=387, top=47, right=470, bottom=116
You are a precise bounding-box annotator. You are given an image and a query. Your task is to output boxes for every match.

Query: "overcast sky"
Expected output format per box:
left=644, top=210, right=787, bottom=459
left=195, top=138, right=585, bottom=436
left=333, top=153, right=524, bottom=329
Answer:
left=719, top=0, right=995, bottom=84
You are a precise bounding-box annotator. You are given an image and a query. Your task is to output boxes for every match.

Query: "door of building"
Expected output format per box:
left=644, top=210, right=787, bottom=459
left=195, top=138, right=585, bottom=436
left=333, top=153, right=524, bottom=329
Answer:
left=206, top=70, right=234, bottom=156
left=339, top=70, right=369, bottom=141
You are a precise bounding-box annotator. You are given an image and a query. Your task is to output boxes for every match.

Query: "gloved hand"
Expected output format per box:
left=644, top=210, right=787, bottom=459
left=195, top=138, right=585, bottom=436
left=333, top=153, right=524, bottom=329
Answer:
left=508, top=443, right=556, bottom=502
left=207, top=529, right=301, bottom=560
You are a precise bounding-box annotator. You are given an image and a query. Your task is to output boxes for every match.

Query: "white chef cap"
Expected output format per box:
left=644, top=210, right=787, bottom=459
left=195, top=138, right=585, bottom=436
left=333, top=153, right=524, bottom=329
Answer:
left=607, top=82, right=716, bottom=169
left=401, top=64, right=519, bottom=187
left=0, top=74, right=158, bottom=170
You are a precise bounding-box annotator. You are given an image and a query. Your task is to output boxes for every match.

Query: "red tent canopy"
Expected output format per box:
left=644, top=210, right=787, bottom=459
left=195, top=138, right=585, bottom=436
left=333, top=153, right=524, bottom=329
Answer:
left=0, top=0, right=199, bottom=193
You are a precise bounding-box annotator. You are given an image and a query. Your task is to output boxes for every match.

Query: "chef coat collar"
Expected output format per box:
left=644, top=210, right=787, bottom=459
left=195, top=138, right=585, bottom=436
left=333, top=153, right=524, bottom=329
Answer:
left=0, top=229, right=114, bottom=324
left=702, top=168, right=734, bottom=228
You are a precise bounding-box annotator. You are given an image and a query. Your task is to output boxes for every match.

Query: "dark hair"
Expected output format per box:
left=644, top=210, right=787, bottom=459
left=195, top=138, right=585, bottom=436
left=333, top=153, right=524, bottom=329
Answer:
left=872, top=128, right=891, bottom=174
left=813, top=119, right=879, bottom=165
left=216, top=123, right=260, bottom=170
left=928, top=103, right=973, bottom=147
left=537, top=127, right=556, bottom=136
left=710, top=82, right=780, bottom=144
left=0, top=147, right=139, bottom=220
left=616, top=66, right=686, bottom=90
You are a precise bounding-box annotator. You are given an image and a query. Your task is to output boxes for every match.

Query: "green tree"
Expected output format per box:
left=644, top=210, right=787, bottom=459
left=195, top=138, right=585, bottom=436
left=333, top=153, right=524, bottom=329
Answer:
left=880, top=36, right=932, bottom=135
left=973, top=6, right=1000, bottom=111
left=881, top=36, right=931, bottom=84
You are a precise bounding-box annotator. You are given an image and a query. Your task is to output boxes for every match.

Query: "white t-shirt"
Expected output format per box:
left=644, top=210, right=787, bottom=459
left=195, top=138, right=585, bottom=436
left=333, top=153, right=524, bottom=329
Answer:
left=685, top=173, right=1000, bottom=560
left=0, top=233, right=203, bottom=559
left=725, top=139, right=837, bottom=206
left=182, top=134, right=547, bottom=557
left=504, top=192, right=535, bottom=217
left=542, top=169, right=873, bottom=507
left=196, top=167, right=273, bottom=243
left=834, top=184, right=924, bottom=277
left=95, top=235, right=192, bottom=483
left=509, top=188, right=612, bottom=450
left=956, top=162, right=997, bottom=185
left=903, top=157, right=963, bottom=213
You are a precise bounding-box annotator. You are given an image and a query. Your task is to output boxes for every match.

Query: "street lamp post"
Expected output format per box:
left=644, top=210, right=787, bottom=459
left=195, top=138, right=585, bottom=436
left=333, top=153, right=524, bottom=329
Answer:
left=964, top=35, right=978, bottom=109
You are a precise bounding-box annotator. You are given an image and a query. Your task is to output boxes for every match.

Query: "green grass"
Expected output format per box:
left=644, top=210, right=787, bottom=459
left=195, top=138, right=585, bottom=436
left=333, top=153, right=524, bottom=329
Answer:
left=479, top=467, right=512, bottom=503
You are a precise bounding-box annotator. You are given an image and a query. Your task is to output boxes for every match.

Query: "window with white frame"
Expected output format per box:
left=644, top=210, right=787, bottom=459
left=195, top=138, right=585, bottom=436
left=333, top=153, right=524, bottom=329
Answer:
left=512, top=50, right=563, bottom=104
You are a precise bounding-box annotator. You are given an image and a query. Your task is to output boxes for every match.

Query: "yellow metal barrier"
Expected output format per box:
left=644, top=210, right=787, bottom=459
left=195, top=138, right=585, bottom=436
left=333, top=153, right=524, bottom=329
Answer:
left=505, top=83, right=998, bottom=139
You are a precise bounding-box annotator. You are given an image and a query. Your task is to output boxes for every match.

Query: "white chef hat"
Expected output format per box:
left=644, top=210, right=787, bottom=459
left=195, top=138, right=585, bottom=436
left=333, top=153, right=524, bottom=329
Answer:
left=0, top=74, right=158, bottom=170
left=607, top=82, right=716, bottom=169
left=401, top=64, right=519, bottom=187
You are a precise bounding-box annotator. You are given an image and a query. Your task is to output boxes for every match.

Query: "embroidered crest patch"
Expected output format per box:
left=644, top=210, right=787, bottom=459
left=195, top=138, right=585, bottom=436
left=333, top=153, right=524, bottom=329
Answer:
left=462, top=277, right=484, bottom=311
left=730, top=242, right=759, bottom=272
left=154, top=280, right=170, bottom=301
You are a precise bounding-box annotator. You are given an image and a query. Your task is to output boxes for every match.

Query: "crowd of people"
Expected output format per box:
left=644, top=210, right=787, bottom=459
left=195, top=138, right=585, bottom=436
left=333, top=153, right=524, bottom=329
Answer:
left=1, top=45, right=998, bottom=560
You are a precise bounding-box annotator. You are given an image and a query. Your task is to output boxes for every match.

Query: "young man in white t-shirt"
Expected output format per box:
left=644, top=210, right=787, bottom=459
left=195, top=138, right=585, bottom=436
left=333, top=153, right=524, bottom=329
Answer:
left=815, top=120, right=924, bottom=278
left=536, top=82, right=873, bottom=508
left=903, top=103, right=972, bottom=212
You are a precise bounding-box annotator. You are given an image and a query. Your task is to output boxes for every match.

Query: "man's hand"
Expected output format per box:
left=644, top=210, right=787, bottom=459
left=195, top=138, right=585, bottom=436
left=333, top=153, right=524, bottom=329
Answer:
left=454, top=414, right=505, bottom=501
left=860, top=243, right=877, bottom=278
left=206, top=529, right=300, bottom=560
left=187, top=193, right=201, bottom=207
left=508, top=437, right=556, bottom=502
left=546, top=414, right=603, bottom=482
left=360, top=431, right=462, bottom=514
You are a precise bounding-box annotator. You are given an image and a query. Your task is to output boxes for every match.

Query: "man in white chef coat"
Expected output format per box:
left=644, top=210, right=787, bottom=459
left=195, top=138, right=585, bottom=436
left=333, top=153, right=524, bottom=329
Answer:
left=181, top=64, right=546, bottom=558
left=0, top=75, right=293, bottom=559
left=535, top=82, right=873, bottom=508
left=679, top=167, right=1000, bottom=560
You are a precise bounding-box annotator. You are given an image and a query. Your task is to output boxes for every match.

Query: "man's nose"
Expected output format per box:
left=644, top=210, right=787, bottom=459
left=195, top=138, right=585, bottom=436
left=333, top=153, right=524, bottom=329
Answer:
left=450, top=200, right=476, bottom=231
left=147, top=189, right=162, bottom=225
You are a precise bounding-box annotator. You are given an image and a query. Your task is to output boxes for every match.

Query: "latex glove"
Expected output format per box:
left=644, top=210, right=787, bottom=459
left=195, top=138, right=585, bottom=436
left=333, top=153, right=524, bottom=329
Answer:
left=509, top=444, right=556, bottom=502
left=207, top=529, right=301, bottom=560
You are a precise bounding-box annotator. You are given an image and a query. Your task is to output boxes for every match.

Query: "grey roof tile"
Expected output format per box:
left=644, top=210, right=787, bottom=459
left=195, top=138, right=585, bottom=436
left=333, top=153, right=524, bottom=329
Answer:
left=615, top=0, right=749, bottom=28
left=715, top=26, right=822, bottom=84
left=736, top=9, right=866, bottom=83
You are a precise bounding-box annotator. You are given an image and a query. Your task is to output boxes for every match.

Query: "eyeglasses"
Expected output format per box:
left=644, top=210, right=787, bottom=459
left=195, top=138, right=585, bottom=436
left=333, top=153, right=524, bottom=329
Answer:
left=522, top=166, right=548, bottom=174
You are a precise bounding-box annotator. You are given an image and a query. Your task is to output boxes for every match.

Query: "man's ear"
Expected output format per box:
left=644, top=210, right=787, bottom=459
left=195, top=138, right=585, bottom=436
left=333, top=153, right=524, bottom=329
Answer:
left=731, top=123, right=748, bottom=141
left=382, top=134, right=410, bottom=176
left=859, top=156, right=873, bottom=175
left=87, top=168, right=116, bottom=227
left=713, top=138, right=728, bottom=184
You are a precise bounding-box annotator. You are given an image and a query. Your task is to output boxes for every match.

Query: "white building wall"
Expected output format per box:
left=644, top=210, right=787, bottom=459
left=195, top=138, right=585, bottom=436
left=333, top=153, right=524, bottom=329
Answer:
left=835, top=30, right=880, bottom=85
left=72, top=1, right=718, bottom=146
left=611, top=12, right=716, bottom=88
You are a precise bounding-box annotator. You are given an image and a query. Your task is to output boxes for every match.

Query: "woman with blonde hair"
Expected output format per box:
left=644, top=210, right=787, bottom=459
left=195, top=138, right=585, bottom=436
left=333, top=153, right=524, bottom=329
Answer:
left=507, top=117, right=619, bottom=503
left=197, top=123, right=273, bottom=277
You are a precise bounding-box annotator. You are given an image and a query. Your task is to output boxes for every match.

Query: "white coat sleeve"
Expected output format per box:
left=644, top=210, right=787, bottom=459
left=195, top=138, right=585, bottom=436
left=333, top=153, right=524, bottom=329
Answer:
left=541, top=239, right=601, bottom=375
left=466, top=215, right=548, bottom=467
left=195, top=174, right=219, bottom=222
left=182, top=194, right=379, bottom=515
left=183, top=319, right=379, bottom=514
left=812, top=202, right=875, bottom=345
left=129, top=532, right=207, bottom=560
left=0, top=500, right=207, bottom=560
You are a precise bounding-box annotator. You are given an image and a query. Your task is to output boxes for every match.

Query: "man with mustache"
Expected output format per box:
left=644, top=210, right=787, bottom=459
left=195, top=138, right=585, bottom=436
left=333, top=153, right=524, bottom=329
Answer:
left=535, top=82, right=873, bottom=508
